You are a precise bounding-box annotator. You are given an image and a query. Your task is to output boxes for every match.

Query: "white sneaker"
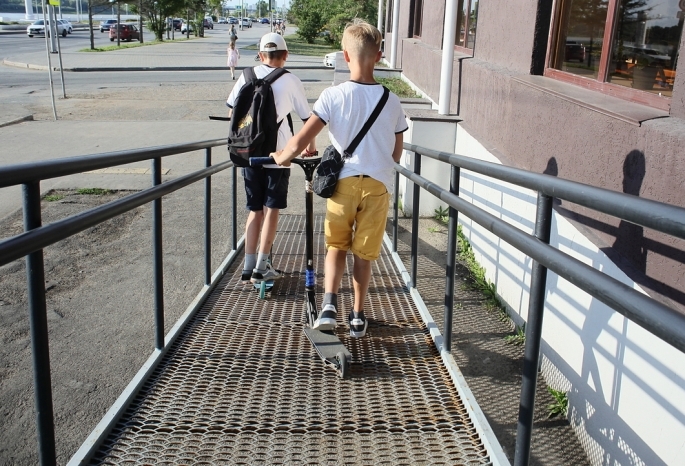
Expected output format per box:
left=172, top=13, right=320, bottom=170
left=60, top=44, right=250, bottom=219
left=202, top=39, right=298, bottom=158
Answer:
left=250, top=263, right=282, bottom=283
left=312, top=304, right=337, bottom=331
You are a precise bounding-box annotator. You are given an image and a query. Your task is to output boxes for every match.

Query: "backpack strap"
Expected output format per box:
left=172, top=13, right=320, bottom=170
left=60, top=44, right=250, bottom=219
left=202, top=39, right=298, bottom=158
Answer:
left=242, top=66, right=256, bottom=83
left=262, top=67, right=289, bottom=85
left=345, top=86, right=390, bottom=155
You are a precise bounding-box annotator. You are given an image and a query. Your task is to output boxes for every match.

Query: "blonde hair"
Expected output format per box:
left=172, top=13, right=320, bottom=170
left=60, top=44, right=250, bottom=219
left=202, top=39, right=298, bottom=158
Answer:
left=341, top=19, right=382, bottom=60
left=229, top=41, right=236, bottom=50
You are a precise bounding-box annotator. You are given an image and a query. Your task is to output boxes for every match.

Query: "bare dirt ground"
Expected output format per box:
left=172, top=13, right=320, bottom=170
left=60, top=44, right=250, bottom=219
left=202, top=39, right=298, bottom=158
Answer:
left=0, top=82, right=589, bottom=465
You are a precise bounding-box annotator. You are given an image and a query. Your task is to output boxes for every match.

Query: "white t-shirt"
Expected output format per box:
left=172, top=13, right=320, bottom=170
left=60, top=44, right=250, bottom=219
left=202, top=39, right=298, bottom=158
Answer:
left=227, top=65, right=311, bottom=168
left=312, top=81, right=408, bottom=191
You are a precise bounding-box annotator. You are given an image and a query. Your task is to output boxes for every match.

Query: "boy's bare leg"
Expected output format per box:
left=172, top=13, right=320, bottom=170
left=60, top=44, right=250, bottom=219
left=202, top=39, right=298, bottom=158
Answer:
left=352, top=254, right=371, bottom=312
left=324, top=248, right=348, bottom=293
left=258, top=207, right=279, bottom=255
left=244, top=210, right=264, bottom=255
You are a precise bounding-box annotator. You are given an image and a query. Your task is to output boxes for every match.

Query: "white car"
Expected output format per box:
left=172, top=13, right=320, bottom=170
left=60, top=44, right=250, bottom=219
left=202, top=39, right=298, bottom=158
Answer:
left=27, top=19, right=67, bottom=37
left=240, top=18, right=251, bottom=28
left=180, top=22, right=193, bottom=33
left=57, top=19, right=73, bottom=34
left=323, top=52, right=338, bottom=68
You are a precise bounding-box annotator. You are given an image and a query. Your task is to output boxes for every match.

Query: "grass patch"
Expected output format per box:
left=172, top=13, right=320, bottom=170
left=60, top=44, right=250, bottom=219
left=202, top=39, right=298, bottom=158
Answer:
left=504, top=324, right=526, bottom=346
left=243, top=34, right=340, bottom=56
left=77, top=188, right=110, bottom=195
left=375, top=77, right=420, bottom=98
left=457, top=225, right=510, bottom=322
left=547, top=387, right=569, bottom=418
left=44, top=194, right=64, bottom=202
left=79, top=38, right=195, bottom=53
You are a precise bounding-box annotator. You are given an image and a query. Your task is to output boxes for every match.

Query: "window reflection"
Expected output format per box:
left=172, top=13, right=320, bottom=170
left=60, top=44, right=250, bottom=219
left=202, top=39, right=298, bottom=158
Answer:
left=554, top=0, right=608, bottom=79
left=455, top=0, right=479, bottom=49
left=608, top=0, right=684, bottom=97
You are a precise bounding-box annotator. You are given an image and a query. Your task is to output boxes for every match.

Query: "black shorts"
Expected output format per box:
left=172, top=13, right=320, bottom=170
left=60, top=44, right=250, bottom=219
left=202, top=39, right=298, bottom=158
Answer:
left=243, top=167, right=290, bottom=211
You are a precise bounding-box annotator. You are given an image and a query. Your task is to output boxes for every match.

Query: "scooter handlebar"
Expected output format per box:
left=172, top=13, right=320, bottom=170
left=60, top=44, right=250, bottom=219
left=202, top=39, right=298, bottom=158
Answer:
left=249, top=157, right=276, bottom=167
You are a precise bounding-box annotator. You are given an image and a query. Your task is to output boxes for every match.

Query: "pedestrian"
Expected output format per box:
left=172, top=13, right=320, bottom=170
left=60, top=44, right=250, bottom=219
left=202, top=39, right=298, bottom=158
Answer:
left=226, top=33, right=315, bottom=285
left=229, top=24, right=237, bottom=44
left=273, top=19, right=407, bottom=338
left=226, top=41, right=240, bottom=80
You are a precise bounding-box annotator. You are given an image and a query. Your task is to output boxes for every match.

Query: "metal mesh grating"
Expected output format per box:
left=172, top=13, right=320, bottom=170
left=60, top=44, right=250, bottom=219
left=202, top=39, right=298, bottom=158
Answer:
left=90, top=215, right=491, bottom=465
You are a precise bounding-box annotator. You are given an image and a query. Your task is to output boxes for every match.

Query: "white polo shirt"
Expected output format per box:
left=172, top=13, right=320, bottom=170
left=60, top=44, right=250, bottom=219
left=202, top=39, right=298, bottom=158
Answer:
left=227, top=65, right=311, bottom=168
left=312, top=81, right=408, bottom=191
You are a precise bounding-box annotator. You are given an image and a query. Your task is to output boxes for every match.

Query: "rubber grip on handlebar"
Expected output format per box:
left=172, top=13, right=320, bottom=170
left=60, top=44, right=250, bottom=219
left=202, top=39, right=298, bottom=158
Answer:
left=249, top=157, right=275, bottom=167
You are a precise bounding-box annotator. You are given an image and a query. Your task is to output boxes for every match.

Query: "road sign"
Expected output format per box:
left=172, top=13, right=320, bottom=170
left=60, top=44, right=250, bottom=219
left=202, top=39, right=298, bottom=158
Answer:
left=48, top=0, right=59, bottom=5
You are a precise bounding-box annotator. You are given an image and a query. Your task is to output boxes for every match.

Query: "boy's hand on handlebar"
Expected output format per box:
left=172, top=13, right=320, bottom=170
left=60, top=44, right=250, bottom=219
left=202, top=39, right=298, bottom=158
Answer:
left=302, top=148, right=318, bottom=158
left=271, top=150, right=291, bottom=167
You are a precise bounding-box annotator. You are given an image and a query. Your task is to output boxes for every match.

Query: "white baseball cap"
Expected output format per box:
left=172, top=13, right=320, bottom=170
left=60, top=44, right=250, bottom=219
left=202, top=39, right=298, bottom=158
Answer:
left=259, top=33, right=288, bottom=52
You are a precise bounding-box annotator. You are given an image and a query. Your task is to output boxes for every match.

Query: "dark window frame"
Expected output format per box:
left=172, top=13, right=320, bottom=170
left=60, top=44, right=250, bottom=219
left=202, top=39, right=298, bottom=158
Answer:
left=545, top=0, right=682, bottom=111
left=412, top=0, right=424, bottom=38
left=453, top=0, right=478, bottom=55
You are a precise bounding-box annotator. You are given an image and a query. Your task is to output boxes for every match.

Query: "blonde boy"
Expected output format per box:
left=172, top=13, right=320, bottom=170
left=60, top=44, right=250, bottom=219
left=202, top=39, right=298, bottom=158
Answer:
left=273, top=19, right=408, bottom=338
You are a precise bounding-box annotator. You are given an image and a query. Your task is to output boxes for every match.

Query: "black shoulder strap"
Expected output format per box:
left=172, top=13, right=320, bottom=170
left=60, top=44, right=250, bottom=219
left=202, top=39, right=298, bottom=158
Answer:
left=243, top=66, right=256, bottom=83
left=345, top=86, right=390, bottom=155
left=262, top=67, right=289, bottom=85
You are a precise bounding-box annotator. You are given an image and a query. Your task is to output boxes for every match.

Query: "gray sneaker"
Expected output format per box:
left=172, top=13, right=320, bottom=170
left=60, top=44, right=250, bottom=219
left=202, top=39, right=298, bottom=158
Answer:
left=250, top=263, right=282, bottom=283
left=312, top=303, right=337, bottom=331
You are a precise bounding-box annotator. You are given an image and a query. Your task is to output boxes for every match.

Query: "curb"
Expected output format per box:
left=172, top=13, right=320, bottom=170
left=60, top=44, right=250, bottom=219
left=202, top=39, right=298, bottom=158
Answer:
left=0, top=115, right=34, bottom=128
left=2, top=59, right=327, bottom=72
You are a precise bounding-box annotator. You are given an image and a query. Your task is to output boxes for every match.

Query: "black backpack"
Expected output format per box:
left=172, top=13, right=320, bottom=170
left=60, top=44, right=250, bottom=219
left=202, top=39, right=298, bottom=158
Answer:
left=227, top=66, right=292, bottom=167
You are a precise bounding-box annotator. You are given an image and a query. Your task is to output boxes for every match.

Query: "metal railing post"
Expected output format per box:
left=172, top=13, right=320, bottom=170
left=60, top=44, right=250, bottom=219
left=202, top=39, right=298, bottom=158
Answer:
left=232, top=166, right=238, bottom=251
left=393, top=169, right=399, bottom=253
left=443, top=165, right=460, bottom=353
left=514, top=192, right=554, bottom=466
left=23, top=181, right=56, bottom=466
left=204, top=148, right=211, bottom=285
left=152, top=158, right=164, bottom=350
left=410, top=152, right=421, bottom=288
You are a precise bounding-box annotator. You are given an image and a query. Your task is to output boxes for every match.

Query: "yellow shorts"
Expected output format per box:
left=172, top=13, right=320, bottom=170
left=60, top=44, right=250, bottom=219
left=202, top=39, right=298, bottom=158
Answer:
left=325, top=175, right=390, bottom=261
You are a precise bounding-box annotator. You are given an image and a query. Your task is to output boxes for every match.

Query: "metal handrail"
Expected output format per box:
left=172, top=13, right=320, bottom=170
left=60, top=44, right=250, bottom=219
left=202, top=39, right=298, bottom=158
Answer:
left=0, top=139, right=225, bottom=188
left=394, top=142, right=685, bottom=466
left=0, top=139, right=235, bottom=466
left=403, top=143, right=685, bottom=240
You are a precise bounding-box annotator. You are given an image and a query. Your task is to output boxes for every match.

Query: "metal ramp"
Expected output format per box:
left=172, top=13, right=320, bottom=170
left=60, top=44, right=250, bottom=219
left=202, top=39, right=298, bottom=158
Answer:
left=86, top=214, right=492, bottom=465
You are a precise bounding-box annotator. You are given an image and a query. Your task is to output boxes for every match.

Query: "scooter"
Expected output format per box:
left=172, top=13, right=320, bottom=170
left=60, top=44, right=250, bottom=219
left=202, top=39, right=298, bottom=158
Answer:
left=249, top=155, right=352, bottom=378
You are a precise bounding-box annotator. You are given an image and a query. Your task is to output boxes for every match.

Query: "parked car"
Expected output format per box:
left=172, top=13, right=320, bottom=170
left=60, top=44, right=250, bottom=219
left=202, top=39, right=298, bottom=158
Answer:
left=181, top=22, right=193, bottom=34
left=323, top=51, right=337, bottom=68
left=218, top=17, right=228, bottom=24
left=260, top=17, right=269, bottom=24
left=228, top=16, right=238, bottom=24
left=100, top=19, right=117, bottom=32
left=109, top=23, right=140, bottom=41
left=203, top=17, right=213, bottom=29
left=565, top=41, right=586, bottom=63
left=27, top=19, right=67, bottom=37
left=57, top=19, right=73, bottom=34
left=171, top=18, right=182, bottom=30
left=240, top=17, right=251, bottom=28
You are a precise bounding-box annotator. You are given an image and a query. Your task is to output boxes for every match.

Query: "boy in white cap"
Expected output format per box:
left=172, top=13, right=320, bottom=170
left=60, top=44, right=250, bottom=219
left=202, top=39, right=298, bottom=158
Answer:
left=226, top=33, right=316, bottom=284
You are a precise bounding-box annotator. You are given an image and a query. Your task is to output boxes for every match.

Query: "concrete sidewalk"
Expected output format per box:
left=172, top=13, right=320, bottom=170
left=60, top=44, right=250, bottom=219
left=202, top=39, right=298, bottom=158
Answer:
left=3, top=29, right=326, bottom=72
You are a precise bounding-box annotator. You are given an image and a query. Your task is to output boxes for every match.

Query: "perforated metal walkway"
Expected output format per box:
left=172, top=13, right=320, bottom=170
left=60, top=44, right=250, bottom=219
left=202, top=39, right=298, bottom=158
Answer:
left=89, top=215, right=491, bottom=465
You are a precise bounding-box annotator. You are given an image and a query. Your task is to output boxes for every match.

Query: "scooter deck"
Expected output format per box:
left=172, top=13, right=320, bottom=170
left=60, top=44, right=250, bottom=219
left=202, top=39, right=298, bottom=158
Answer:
left=253, top=280, right=274, bottom=290
left=303, top=327, right=352, bottom=378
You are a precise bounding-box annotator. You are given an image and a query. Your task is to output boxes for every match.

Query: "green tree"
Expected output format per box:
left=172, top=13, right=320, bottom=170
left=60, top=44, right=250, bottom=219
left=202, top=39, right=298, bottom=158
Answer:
left=290, top=0, right=377, bottom=45
left=256, top=0, right=268, bottom=17
left=134, top=0, right=186, bottom=40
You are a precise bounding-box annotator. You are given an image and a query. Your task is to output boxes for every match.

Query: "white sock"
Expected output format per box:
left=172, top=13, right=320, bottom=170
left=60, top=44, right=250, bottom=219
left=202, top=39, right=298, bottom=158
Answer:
left=244, top=253, right=257, bottom=272
left=255, top=252, right=270, bottom=271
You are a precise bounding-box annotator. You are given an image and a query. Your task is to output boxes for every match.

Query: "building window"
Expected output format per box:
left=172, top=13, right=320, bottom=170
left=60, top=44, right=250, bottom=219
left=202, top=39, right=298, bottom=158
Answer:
left=455, top=0, right=479, bottom=50
left=413, top=0, right=424, bottom=37
left=549, top=0, right=684, bottom=109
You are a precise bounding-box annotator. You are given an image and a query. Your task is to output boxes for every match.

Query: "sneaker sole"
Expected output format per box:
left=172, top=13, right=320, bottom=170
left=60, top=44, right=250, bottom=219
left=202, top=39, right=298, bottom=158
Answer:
left=312, top=317, right=337, bottom=331
left=349, top=322, right=368, bottom=338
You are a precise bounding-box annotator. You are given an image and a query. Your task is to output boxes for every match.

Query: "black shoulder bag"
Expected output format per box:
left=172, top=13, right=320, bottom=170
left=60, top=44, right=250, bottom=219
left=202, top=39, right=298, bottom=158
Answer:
left=313, top=86, right=390, bottom=198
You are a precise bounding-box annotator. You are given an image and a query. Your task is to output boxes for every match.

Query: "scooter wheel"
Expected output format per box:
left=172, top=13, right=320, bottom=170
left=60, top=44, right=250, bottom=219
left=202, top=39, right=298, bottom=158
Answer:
left=337, top=351, right=348, bottom=379
left=259, top=281, right=266, bottom=299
